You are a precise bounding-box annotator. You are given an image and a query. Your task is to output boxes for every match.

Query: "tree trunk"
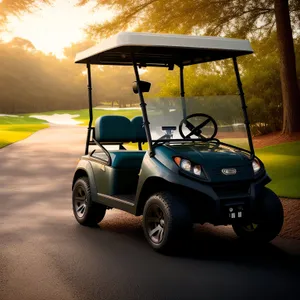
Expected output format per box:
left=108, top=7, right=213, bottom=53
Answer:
left=274, top=0, right=300, bottom=134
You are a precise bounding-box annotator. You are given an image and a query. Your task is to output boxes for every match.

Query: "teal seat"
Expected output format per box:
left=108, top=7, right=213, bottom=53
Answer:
left=110, top=151, right=146, bottom=169
left=94, top=115, right=146, bottom=169
left=131, top=116, right=147, bottom=142
left=95, top=115, right=133, bottom=142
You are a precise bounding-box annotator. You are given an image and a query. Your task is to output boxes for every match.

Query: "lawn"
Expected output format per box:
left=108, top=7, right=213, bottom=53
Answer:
left=0, top=108, right=140, bottom=149
left=220, top=138, right=249, bottom=149
left=0, top=116, right=48, bottom=148
left=75, top=109, right=141, bottom=126
left=26, top=108, right=141, bottom=126
left=256, top=142, right=300, bottom=199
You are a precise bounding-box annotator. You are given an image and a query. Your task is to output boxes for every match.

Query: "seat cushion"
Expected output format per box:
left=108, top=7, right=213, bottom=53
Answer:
left=95, top=116, right=133, bottom=142
left=131, top=116, right=147, bottom=142
left=109, top=150, right=146, bottom=169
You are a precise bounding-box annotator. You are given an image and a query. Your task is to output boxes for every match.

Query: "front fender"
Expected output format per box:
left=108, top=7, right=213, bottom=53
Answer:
left=72, top=159, right=98, bottom=203
left=136, top=152, right=219, bottom=201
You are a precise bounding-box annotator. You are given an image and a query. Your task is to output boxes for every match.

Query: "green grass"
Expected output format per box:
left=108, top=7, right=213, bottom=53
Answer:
left=220, top=138, right=250, bottom=149
left=75, top=109, right=141, bottom=126
left=0, top=108, right=140, bottom=148
left=0, top=115, right=47, bottom=125
left=256, top=142, right=300, bottom=198
left=0, top=115, right=48, bottom=148
left=26, top=108, right=142, bottom=126
left=0, top=124, right=49, bottom=148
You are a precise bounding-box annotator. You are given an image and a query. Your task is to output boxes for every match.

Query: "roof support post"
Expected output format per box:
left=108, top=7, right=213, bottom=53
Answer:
left=85, top=63, right=93, bottom=155
left=232, top=57, right=255, bottom=156
left=179, top=65, right=187, bottom=119
left=131, top=54, right=154, bottom=156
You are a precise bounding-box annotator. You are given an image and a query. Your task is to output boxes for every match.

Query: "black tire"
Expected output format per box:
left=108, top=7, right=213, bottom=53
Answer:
left=232, top=187, right=284, bottom=243
left=142, top=191, right=192, bottom=253
left=72, top=177, right=106, bottom=227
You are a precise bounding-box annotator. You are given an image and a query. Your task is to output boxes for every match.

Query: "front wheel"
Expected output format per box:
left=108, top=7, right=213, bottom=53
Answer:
left=142, top=192, right=192, bottom=253
left=72, top=177, right=106, bottom=227
left=232, top=187, right=284, bottom=243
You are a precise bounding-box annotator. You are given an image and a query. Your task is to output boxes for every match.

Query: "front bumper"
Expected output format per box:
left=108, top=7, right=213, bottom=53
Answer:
left=180, top=172, right=271, bottom=225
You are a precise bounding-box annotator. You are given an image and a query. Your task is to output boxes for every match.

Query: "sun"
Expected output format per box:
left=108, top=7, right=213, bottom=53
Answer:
left=1, top=0, right=114, bottom=58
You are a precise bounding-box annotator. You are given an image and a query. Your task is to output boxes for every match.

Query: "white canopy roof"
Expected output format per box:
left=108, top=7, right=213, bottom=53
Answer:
left=75, top=32, right=253, bottom=67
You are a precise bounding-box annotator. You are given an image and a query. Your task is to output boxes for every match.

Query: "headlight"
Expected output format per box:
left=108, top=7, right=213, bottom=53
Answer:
left=174, top=157, right=205, bottom=178
left=252, top=158, right=261, bottom=174
left=181, top=159, right=192, bottom=172
left=193, top=165, right=202, bottom=176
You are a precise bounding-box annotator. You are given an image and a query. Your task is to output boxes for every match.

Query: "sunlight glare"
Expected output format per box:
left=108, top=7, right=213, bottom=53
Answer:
left=1, top=0, right=114, bottom=58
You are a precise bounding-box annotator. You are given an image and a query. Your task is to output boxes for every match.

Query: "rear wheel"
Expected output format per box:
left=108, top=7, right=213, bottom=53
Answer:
left=232, top=187, right=284, bottom=243
left=142, top=192, right=192, bottom=253
left=72, top=177, right=106, bottom=227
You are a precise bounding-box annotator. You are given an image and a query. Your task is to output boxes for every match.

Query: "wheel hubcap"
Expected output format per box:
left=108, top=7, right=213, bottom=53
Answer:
left=74, top=186, right=87, bottom=218
left=145, top=205, right=165, bottom=244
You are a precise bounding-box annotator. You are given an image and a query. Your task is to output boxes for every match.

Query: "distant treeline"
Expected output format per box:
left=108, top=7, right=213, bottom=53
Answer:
left=0, top=38, right=143, bottom=113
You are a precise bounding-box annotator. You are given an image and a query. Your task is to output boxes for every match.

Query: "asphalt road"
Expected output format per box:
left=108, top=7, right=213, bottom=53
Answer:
left=1, top=125, right=300, bottom=300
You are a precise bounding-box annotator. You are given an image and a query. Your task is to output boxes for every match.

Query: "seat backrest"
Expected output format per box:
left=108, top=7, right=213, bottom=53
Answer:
left=131, top=116, right=147, bottom=143
left=95, top=115, right=133, bottom=142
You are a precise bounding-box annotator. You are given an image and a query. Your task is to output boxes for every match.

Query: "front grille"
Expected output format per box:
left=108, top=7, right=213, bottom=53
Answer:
left=212, top=182, right=250, bottom=198
left=210, top=166, right=245, bottom=177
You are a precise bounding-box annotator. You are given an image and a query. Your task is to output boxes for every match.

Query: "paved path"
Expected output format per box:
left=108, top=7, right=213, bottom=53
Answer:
left=1, top=125, right=300, bottom=300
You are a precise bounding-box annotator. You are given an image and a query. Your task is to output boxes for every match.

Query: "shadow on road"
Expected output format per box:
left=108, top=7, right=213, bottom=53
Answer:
left=75, top=212, right=300, bottom=271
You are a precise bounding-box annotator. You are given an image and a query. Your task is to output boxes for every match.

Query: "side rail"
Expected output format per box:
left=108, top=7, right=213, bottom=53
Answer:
left=89, top=138, right=127, bottom=166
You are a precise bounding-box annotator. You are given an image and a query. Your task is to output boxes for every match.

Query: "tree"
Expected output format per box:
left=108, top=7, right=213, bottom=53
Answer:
left=78, top=0, right=300, bottom=134
left=274, top=0, right=300, bottom=133
left=0, top=39, right=87, bottom=113
left=0, top=0, right=52, bottom=27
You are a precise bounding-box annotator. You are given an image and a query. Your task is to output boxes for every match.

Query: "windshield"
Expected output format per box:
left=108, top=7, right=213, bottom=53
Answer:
left=147, top=95, right=250, bottom=151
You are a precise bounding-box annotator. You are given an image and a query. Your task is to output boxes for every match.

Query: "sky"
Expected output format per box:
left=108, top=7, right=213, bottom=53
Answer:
left=0, top=0, right=114, bottom=58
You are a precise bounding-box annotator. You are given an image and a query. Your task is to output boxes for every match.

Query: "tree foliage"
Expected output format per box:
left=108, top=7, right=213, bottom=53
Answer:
left=78, top=0, right=300, bottom=39
left=0, top=0, right=52, bottom=27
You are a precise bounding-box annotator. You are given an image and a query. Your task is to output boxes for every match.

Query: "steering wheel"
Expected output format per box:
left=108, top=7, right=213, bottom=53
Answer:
left=179, top=113, right=218, bottom=141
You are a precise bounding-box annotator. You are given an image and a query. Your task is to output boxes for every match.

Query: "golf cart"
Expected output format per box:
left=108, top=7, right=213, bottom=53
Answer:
left=72, top=32, right=283, bottom=252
